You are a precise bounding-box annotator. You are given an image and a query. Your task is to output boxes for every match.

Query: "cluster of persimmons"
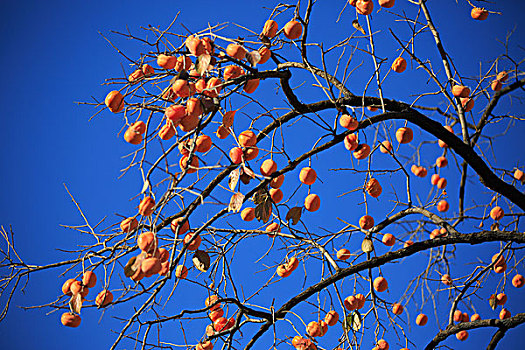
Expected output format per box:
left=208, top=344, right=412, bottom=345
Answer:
left=51, top=1, right=525, bottom=350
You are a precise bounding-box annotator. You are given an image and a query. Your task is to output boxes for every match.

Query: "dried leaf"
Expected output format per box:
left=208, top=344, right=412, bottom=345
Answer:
left=229, top=168, right=240, bottom=191
left=200, top=97, right=217, bottom=114
left=222, top=110, right=236, bottom=128
left=69, top=293, right=83, bottom=314
left=193, top=250, right=211, bottom=272
left=361, top=238, right=374, bottom=253
left=286, top=207, right=302, bottom=225
left=124, top=256, right=137, bottom=277
left=141, top=180, right=150, bottom=194
left=196, top=54, right=212, bottom=76
left=343, top=311, right=361, bottom=332
left=246, top=50, right=261, bottom=66
left=255, top=199, right=272, bottom=223
left=352, top=19, right=366, bottom=35
left=130, top=252, right=146, bottom=274
left=489, top=294, right=497, bottom=310
left=253, top=188, right=269, bottom=205
left=242, top=165, right=255, bottom=179
left=228, top=192, right=245, bottom=212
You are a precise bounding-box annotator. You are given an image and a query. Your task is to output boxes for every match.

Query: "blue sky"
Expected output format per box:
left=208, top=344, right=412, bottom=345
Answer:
left=0, top=1, right=524, bottom=349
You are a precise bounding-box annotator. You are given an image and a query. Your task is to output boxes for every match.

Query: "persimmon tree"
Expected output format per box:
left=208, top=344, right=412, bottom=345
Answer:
left=1, top=1, right=525, bottom=349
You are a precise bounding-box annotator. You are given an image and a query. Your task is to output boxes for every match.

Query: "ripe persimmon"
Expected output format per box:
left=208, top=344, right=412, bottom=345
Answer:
left=204, top=77, right=222, bottom=98
left=209, top=308, right=224, bottom=322
left=239, top=130, right=257, bottom=147
left=496, top=293, right=507, bottom=306
left=283, top=20, right=303, bottom=40
left=499, top=308, right=511, bottom=320
left=337, top=248, right=351, bottom=260
left=456, top=330, right=469, bottom=341
left=491, top=80, right=502, bottom=92
left=471, top=7, right=488, bottom=20
left=159, top=123, right=176, bottom=140
left=82, top=271, right=96, bottom=288
left=359, top=215, right=374, bottom=230
left=514, top=169, right=525, bottom=183
left=157, top=54, right=176, bottom=69
left=137, top=231, right=157, bottom=253
left=353, top=143, right=371, bottom=160
left=262, top=20, right=278, bottom=38
left=306, top=321, right=321, bottom=337
left=95, top=290, right=113, bottom=307
left=512, top=274, right=524, bottom=288
left=165, top=104, right=187, bottom=122
left=379, top=0, right=395, bottom=8
left=437, top=178, right=447, bottom=189
left=437, top=200, right=449, bottom=212
left=186, top=97, right=203, bottom=118
left=304, top=194, right=321, bottom=212
left=260, top=159, right=277, bottom=176
left=179, top=155, right=199, bottom=173
left=270, top=174, right=284, bottom=188
left=270, top=188, right=283, bottom=203
left=441, top=274, right=453, bottom=286
left=229, top=147, right=244, bottom=164
left=392, top=303, right=403, bottom=315
left=344, top=133, right=359, bottom=151
left=396, top=127, right=413, bottom=144
left=366, top=178, right=382, bottom=198
left=120, top=217, right=138, bottom=233
left=223, top=65, right=244, bottom=80
left=105, top=90, right=124, bottom=113
left=265, top=222, right=280, bottom=237
left=61, top=312, right=81, bottom=328
left=183, top=233, right=201, bottom=251
left=175, top=55, right=192, bottom=71
left=325, top=310, right=339, bottom=326
left=490, top=206, right=504, bottom=221
left=461, top=97, right=475, bottom=112
left=436, top=156, right=448, bottom=168
left=471, top=313, right=481, bottom=321
left=375, top=339, right=389, bottom=350
left=205, top=295, right=221, bottom=311
left=185, top=35, right=205, bottom=56
left=452, top=85, right=470, bottom=98
left=241, top=208, right=255, bottom=221
left=170, top=217, right=190, bottom=236
left=244, top=146, right=259, bottom=161
left=142, top=257, right=162, bottom=276
left=382, top=233, right=396, bottom=246
left=226, top=43, right=247, bottom=60
left=339, top=114, right=359, bottom=130
left=138, top=196, right=155, bottom=216
left=61, top=279, right=76, bottom=296
left=299, top=167, right=317, bottom=185
left=175, top=265, right=188, bottom=279
left=416, top=313, right=428, bottom=326
left=356, top=0, right=374, bottom=15
left=392, top=57, right=407, bottom=73
left=258, top=47, right=271, bottom=64
left=373, top=276, right=388, bottom=292
left=431, top=174, right=440, bottom=186
left=244, top=79, right=260, bottom=94
left=379, top=140, right=392, bottom=154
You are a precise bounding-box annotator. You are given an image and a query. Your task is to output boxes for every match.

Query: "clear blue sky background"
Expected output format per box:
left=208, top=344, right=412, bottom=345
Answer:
left=0, top=1, right=523, bottom=349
